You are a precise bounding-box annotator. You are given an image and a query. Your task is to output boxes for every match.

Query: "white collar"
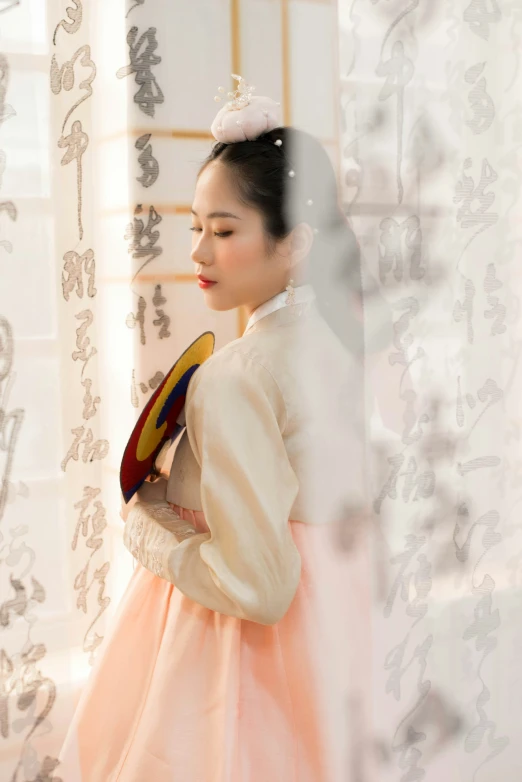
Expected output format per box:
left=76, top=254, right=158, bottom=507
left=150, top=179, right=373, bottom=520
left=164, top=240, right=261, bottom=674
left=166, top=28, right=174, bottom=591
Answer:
left=243, top=283, right=316, bottom=334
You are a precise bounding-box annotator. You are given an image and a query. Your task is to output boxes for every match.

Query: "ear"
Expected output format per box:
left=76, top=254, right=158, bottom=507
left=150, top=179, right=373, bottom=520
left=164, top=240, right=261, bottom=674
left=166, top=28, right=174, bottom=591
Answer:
left=289, top=222, right=314, bottom=266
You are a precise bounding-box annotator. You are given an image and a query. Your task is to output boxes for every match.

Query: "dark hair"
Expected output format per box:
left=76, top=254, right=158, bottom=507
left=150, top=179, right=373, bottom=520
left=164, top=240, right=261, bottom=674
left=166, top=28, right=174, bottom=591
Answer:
left=199, top=126, right=364, bottom=356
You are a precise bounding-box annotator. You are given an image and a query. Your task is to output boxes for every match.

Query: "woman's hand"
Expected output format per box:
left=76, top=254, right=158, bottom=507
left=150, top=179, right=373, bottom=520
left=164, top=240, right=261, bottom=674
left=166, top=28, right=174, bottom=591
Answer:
left=136, top=475, right=168, bottom=504
left=120, top=475, right=169, bottom=523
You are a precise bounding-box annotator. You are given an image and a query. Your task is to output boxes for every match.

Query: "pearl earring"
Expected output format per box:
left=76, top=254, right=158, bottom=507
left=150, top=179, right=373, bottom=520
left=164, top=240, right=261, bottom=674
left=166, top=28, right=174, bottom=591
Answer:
left=285, top=278, right=296, bottom=306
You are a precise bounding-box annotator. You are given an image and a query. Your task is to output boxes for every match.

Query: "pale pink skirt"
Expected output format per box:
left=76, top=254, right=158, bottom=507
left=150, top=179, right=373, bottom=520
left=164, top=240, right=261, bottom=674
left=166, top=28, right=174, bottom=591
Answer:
left=58, top=505, right=372, bottom=782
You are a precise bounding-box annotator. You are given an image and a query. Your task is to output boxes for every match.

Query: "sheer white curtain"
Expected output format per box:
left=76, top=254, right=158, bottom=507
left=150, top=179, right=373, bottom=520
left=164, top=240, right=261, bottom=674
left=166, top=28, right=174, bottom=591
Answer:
left=338, top=2, right=522, bottom=779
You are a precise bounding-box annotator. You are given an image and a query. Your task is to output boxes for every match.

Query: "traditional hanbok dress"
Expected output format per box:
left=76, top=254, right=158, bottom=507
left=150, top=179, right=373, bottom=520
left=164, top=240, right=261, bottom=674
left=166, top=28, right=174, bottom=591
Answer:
left=58, top=284, right=370, bottom=782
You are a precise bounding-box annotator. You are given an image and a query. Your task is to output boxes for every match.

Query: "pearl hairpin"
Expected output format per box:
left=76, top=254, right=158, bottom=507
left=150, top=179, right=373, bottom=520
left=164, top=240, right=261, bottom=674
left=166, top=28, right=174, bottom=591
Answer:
left=214, top=74, right=256, bottom=111
left=271, top=148, right=313, bottom=207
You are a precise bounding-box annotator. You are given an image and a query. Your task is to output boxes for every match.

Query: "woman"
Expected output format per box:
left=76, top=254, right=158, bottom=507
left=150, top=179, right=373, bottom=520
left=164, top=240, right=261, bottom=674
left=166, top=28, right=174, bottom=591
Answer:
left=58, top=81, right=371, bottom=782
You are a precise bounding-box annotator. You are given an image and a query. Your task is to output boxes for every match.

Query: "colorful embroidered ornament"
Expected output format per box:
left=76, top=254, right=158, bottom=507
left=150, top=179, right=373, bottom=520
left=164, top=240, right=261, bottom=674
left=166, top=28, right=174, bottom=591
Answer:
left=120, top=331, right=215, bottom=503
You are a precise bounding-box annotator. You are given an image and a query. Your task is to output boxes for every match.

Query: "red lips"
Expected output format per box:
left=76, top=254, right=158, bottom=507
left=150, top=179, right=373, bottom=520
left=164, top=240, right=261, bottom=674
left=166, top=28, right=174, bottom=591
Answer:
left=197, top=275, right=217, bottom=289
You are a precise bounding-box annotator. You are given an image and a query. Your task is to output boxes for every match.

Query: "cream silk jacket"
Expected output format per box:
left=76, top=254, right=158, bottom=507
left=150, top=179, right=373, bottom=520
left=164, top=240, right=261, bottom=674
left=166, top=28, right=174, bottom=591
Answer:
left=124, top=298, right=367, bottom=625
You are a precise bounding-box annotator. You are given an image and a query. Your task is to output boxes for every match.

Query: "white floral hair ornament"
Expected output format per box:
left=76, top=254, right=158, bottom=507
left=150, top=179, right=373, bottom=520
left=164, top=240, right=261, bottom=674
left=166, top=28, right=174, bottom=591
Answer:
left=211, top=74, right=282, bottom=142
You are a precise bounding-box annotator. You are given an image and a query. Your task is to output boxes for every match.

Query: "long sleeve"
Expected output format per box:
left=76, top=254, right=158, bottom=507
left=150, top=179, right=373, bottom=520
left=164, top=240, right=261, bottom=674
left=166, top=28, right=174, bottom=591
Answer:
left=123, top=477, right=199, bottom=573
left=125, top=348, right=301, bottom=626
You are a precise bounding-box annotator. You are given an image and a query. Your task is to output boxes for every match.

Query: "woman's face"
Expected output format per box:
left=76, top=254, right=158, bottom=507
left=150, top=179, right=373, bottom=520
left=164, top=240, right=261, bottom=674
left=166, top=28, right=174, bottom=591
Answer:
left=190, top=161, right=291, bottom=314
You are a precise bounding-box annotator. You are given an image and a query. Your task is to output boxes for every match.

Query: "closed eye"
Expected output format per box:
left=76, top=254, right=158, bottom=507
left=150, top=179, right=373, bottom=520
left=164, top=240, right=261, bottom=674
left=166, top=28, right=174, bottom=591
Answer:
left=189, top=228, right=232, bottom=238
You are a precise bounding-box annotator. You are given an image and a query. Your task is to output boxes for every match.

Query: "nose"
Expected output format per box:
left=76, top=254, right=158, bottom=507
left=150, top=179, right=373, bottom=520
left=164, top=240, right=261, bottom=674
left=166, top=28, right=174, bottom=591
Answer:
left=190, top=232, right=213, bottom=267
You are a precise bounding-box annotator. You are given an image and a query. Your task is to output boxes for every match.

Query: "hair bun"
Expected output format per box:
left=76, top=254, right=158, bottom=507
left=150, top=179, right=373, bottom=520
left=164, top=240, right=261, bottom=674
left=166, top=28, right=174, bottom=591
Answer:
left=211, top=95, right=282, bottom=143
